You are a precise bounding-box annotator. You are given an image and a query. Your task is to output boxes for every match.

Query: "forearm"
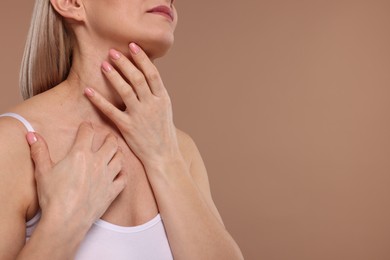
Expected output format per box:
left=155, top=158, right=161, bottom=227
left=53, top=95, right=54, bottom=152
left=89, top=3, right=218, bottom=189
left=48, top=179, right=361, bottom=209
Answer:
left=16, top=212, right=90, bottom=260
left=145, top=156, right=244, bottom=260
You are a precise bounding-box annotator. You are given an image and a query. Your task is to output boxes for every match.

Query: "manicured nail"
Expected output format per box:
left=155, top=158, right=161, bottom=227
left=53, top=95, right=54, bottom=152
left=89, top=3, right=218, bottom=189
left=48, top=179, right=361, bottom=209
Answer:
left=109, top=49, right=121, bottom=60
left=129, top=43, right=140, bottom=55
left=84, top=88, right=95, bottom=97
left=102, top=61, right=113, bottom=72
left=26, top=132, right=37, bottom=145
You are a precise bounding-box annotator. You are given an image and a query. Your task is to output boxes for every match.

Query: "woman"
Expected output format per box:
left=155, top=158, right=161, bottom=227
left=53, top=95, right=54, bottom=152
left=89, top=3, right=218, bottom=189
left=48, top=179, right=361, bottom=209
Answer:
left=0, top=0, right=243, bottom=259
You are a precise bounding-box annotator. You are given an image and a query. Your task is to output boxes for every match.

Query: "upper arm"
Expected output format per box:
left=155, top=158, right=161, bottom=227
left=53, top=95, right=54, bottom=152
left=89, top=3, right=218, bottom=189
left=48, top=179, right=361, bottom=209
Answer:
left=0, top=118, right=36, bottom=259
left=176, top=129, right=225, bottom=226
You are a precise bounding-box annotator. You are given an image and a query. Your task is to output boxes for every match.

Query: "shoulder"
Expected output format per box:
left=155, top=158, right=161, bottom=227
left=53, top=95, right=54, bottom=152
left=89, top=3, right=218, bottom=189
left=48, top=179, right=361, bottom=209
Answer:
left=0, top=115, right=31, bottom=149
left=176, top=127, right=194, bottom=145
left=175, top=127, right=208, bottom=179
left=0, top=100, right=41, bottom=173
left=175, top=127, right=225, bottom=225
left=0, top=115, right=37, bottom=218
left=0, top=114, right=36, bottom=185
left=0, top=116, right=37, bottom=260
left=175, top=127, right=198, bottom=166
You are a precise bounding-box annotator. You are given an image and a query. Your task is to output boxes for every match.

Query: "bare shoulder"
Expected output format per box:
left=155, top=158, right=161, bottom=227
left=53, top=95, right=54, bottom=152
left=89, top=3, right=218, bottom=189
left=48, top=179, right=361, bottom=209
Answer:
left=176, top=127, right=194, bottom=146
left=175, top=127, right=199, bottom=167
left=175, top=127, right=209, bottom=192
left=175, top=127, right=225, bottom=225
left=175, top=127, right=207, bottom=177
left=0, top=115, right=32, bottom=160
left=0, top=116, right=37, bottom=216
left=176, top=128, right=206, bottom=177
left=0, top=116, right=37, bottom=260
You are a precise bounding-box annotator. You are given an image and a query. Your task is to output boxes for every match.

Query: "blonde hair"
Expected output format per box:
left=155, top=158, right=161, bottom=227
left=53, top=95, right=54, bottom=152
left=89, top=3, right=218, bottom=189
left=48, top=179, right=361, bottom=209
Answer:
left=20, top=0, right=73, bottom=100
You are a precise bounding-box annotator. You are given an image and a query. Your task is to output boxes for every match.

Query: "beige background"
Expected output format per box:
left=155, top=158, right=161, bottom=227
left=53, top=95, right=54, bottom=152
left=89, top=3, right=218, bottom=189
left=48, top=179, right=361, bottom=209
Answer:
left=1, top=1, right=390, bottom=259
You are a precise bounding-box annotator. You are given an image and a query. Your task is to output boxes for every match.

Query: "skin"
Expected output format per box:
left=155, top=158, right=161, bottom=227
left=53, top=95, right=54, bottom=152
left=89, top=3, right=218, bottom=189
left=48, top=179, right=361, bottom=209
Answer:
left=0, top=0, right=244, bottom=259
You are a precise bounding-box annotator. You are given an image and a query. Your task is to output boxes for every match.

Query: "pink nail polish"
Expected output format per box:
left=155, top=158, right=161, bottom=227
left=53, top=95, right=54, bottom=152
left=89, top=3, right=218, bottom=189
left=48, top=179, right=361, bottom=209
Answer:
left=102, top=61, right=113, bottom=72
left=109, top=49, right=121, bottom=60
left=84, top=88, right=95, bottom=97
left=129, top=43, right=140, bottom=55
left=26, top=132, right=37, bottom=145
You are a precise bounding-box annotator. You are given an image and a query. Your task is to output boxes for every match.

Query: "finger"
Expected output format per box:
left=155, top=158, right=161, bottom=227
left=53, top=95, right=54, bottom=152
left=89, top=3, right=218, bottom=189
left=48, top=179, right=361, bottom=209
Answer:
left=101, top=61, right=139, bottom=105
left=26, top=132, right=53, bottom=176
left=108, top=49, right=152, bottom=101
left=107, top=148, right=123, bottom=181
left=103, top=56, right=150, bottom=103
left=84, top=88, right=126, bottom=127
left=71, top=122, right=95, bottom=151
left=110, top=171, right=127, bottom=199
left=129, top=43, right=166, bottom=97
left=97, top=133, right=119, bottom=164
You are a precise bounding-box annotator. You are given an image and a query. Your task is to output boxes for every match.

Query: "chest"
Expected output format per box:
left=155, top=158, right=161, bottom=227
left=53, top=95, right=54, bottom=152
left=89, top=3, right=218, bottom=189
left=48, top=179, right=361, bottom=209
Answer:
left=43, top=127, right=160, bottom=226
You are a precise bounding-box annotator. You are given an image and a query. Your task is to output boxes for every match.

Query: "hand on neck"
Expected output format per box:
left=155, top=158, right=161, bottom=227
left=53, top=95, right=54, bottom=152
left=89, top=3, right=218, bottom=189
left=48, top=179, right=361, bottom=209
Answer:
left=56, top=45, right=131, bottom=127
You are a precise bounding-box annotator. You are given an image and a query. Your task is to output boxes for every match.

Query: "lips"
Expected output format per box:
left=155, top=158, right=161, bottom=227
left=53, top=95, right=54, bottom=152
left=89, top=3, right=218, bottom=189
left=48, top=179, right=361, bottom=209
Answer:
left=147, top=5, right=174, bottom=21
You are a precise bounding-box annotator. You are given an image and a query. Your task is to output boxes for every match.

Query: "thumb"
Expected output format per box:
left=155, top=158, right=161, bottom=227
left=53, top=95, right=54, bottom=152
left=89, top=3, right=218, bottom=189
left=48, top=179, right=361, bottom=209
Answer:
left=26, top=132, right=53, bottom=174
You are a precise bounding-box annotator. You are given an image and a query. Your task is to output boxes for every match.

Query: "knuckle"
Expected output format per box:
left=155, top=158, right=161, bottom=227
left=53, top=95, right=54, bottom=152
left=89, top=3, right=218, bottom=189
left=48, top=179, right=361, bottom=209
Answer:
left=122, top=181, right=127, bottom=190
left=120, top=85, right=134, bottom=98
left=119, top=177, right=127, bottom=188
left=106, top=133, right=118, bottom=143
left=110, top=161, right=121, bottom=174
left=132, top=73, right=146, bottom=87
left=148, top=70, right=160, bottom=82
left=80, top=122, right=94, bottom=134
left=117, top=155, right=125, bottom=167
left=117, top=148, right=124, bottom=158
left=71, top=149, right=87, bottom=162
left=107, top=136, right=119, bottom=148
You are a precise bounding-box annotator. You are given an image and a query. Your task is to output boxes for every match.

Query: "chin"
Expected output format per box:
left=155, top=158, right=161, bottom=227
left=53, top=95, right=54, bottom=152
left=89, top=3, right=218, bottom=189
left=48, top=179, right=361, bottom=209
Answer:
left=138, top=33, right=175, bottom=61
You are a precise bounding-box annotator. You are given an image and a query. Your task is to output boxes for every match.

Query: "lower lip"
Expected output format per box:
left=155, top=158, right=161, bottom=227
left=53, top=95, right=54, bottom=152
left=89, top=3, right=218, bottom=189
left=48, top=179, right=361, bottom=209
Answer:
left=149, top=11, right=173, bottom=22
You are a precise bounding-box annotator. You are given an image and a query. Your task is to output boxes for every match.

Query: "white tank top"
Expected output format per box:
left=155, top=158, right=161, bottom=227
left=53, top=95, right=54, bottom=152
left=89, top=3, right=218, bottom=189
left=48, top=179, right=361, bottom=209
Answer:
left=0, top=113, right=174, bottom=260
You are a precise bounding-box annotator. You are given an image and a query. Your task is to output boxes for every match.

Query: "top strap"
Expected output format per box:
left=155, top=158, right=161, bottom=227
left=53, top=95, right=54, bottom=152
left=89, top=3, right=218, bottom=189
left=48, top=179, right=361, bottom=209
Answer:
left=0, top=113, right=35, bottom=132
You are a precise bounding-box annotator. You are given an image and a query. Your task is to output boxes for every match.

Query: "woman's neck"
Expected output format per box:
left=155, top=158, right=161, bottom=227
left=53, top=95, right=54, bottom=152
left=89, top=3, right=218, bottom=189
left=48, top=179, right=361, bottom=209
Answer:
left=53, top=46, right=140, bottom=127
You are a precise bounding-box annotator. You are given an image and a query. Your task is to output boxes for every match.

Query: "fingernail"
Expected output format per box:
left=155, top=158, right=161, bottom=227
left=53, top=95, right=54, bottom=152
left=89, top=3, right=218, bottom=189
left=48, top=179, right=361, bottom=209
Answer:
left=129, top=43, right=140, bottom=55
left=26, top=132, right=37, bottom=145
left=84, top=88, right=95, bottom=97
left=109, top=49, right=121, bottom=60
left=102, top=61, right=113, bottom=72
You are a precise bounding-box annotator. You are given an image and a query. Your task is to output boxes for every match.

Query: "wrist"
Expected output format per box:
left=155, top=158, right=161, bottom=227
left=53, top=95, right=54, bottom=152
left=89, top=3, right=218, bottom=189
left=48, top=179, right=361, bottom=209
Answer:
left=144, top=149, right=186, bottom=169
left=28, top=209, right=91, bottom=255
left=42, top=206, right=92, bottom=236
left=143, top=153, right=188, bottom=177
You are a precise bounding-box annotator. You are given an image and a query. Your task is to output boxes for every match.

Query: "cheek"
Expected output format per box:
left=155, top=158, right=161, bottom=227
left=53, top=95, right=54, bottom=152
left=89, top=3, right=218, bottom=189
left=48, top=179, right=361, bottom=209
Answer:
left=88, top=9, right=140, bottom=42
